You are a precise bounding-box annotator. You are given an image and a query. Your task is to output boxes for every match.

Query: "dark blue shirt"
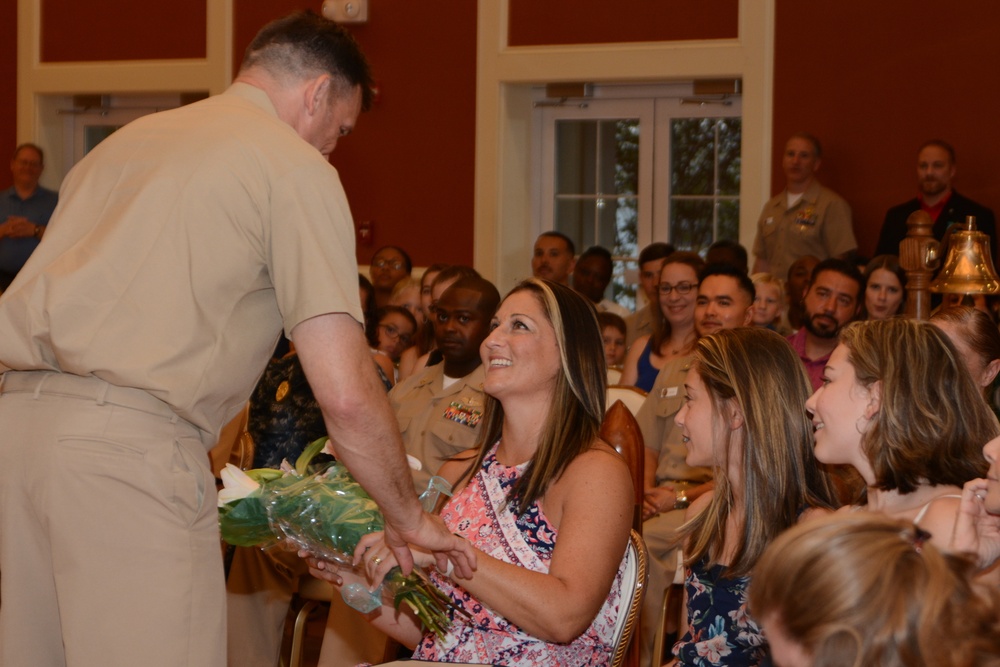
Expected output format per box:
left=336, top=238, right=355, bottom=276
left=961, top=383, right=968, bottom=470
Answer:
left=0, top=185, right=58, bottom=274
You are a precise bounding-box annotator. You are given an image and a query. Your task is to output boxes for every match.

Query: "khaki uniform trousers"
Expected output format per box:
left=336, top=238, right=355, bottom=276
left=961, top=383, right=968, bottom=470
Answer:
left=0, top=371, right=225, bottom=667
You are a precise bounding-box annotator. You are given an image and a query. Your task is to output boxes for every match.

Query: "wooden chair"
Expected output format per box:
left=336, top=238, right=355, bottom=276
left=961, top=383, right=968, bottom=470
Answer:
left=286, top=576, right=334, bottom=667
left=606, top=384, right=648, bottom=417
left=601, top=399, right=646, bottom=667
left=651, top=555, right=686, bottom=666
left=602, top=398, right=646, bottom=533
left=610, top=530, right=648, bottom=667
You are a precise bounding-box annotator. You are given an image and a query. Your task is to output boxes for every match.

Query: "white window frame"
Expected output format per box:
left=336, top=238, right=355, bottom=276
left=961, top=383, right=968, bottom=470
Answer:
left=534, top=85, right=743, bottom=256
left=474, top=0, right=774, bottom=294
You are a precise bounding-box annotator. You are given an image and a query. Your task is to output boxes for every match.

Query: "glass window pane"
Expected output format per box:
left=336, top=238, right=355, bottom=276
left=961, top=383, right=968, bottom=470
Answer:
left=84, top=125, right=121, bottom=155
left=717, top=118, right=742, bottom=195
left=670, top=199, right=715, bottom=253
left=671, top=118, right=715, bottom=196
left=611, top=258, right=638, bottom=312
left=717, top=199, right=740, bottom=241
left=598, top=119, right=639, bottom=195
left=556, top=120, right=597, bottom=195
left=555, top=198, right=596, bottom=248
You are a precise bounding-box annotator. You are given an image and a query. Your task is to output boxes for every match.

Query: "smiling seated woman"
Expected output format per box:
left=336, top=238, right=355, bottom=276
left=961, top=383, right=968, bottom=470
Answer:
left=308, top=278, right=634, bottom=666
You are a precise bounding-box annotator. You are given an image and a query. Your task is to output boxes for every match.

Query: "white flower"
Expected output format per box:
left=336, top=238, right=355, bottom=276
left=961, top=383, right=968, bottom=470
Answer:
left=218, top=463, right=261, bottom=507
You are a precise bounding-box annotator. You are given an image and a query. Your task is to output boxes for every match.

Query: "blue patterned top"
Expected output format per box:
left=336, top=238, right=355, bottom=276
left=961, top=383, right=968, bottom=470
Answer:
left=673, top=559, right=766, bottom=666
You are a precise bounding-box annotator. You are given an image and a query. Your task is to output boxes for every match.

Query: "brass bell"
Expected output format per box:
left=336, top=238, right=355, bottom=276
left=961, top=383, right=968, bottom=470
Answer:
left=929, top=216, right=1000, bottom=295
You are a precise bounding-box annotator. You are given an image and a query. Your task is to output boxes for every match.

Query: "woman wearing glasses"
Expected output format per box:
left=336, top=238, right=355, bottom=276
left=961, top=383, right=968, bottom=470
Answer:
left=620, top=251, right=706, bottom=392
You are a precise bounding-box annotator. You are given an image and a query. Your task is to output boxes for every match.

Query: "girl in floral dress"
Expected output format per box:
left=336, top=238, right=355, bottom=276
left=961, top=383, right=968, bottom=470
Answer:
left=669, top=328, right=837, bottom=666
left=319, top=279, right=635, bottom=666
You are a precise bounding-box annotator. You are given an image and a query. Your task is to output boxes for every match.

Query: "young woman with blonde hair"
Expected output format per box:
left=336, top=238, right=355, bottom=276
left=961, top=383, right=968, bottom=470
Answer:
left=806, top=318, right=998, bottom=549
left=670, top=327, right=837, bottom=666
left=751, top=513, right=1000, bottom=667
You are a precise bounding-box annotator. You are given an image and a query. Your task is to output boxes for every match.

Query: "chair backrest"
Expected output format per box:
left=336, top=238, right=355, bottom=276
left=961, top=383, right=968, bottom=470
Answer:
left=606, top=384, right=647, bottom=416
left=601, top=399, right=645, bottom=532
left=610, top=529, right=648, bottom=667
left=209, top=402, right=253, bottom=476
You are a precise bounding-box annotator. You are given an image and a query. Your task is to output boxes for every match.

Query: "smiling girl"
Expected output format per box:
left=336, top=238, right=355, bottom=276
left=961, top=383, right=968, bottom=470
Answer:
left=669, top=327, right=837, bottom=666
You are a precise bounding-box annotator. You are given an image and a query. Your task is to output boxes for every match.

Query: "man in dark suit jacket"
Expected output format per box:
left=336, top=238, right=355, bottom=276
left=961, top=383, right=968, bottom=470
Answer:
left=876, top=140, right=996, bottom=258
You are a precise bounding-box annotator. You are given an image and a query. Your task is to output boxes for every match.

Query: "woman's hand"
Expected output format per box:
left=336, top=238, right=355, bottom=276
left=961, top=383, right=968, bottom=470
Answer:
left=952, top=478, right=1000, bottom=570
left=297, top=550, right=345, bottom=586
left=382, top=510, right=477, bottom=580
left=353, top=531, right=439, bottom=588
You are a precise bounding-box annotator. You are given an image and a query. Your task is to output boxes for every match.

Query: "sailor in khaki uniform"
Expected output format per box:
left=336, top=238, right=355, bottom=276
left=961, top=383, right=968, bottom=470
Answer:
left=390, top=276, right=500, bottom=492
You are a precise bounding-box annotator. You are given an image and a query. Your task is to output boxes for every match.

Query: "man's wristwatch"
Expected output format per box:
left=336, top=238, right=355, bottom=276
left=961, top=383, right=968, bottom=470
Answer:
left=673, top=488, right=690, bottom=510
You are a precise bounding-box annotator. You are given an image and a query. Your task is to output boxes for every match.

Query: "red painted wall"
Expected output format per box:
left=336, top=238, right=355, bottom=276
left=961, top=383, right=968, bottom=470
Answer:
left=234, top=1, right=478, bottom=268
left=508, top=0, right=738, bottom=46
left=0, top=0, right=16, bottom=186
left=8, top=2, right=998, bottom=263
left=41, top=0, right=206, bottom=61
left=773, top=1, right=1000, bottom=258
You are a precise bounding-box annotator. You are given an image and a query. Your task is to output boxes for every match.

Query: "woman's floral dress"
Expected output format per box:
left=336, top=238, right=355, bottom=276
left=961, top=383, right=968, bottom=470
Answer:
left=672, top=560, right=765, bottom=666
left=412, top=443, right=627, bottom=666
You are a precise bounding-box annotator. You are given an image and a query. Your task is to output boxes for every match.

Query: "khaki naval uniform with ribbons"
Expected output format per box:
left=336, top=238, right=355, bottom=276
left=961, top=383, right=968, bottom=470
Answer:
left=390, top=362, right=487, bottom=493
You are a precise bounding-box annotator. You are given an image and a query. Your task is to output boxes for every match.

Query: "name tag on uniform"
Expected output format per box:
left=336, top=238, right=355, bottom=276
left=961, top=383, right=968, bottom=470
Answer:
left=443, top=401, right=483, bottom=428
left=660, top=386, right=679, bottom=398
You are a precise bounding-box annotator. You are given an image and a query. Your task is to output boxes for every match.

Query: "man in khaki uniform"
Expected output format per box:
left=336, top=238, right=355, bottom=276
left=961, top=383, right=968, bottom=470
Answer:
left=752, top=133, right=856, bottom=280
left=0, top=13, right=471, bottom=667
left=391, top=276, right=500, bottom=492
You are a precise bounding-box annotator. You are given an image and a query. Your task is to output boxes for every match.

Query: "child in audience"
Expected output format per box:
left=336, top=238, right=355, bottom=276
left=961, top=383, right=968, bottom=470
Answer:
left=752, top=513, right=1000, bottom=667
left=598, top=311, right=627, bottom=370
left=749, top=273, right=787, bottom=334
left=367, top=306, right=417, bottom=387
left=389, top=277, right=424, bottom=331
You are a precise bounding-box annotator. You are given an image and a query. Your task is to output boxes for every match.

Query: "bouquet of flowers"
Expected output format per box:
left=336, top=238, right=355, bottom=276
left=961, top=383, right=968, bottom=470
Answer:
left=218, top=437, right=458, bottom=637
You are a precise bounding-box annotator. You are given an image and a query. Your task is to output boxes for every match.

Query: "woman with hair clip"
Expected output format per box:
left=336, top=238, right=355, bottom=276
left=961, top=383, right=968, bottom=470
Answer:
left=751, top=513, right=1000, bottom=667
left=669, top=327, right=838, bottom=666
left=930, top=305, right=1000, bottom=413
left=310, top=278, right=634, bottom=665
left=805, top=318, right=998, bottom=551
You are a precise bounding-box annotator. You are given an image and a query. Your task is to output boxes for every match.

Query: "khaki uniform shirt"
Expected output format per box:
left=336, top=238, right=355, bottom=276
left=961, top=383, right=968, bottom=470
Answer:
left=752, top=179, right=856, bottom=280
left=625, top=303, right=657, bottom=349
left=0, top=84, right=361, bottom=440
left=634, top=354, right=711, bottom=486
left=390, top=363, right=486, bottom=493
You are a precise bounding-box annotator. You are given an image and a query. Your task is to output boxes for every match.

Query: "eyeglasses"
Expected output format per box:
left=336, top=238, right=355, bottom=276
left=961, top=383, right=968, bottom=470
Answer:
left=373, top=259, right=405, bottom=271
left=658, top=281, right=698, bottom=295
left=379, top=324, right=412, bottom=346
